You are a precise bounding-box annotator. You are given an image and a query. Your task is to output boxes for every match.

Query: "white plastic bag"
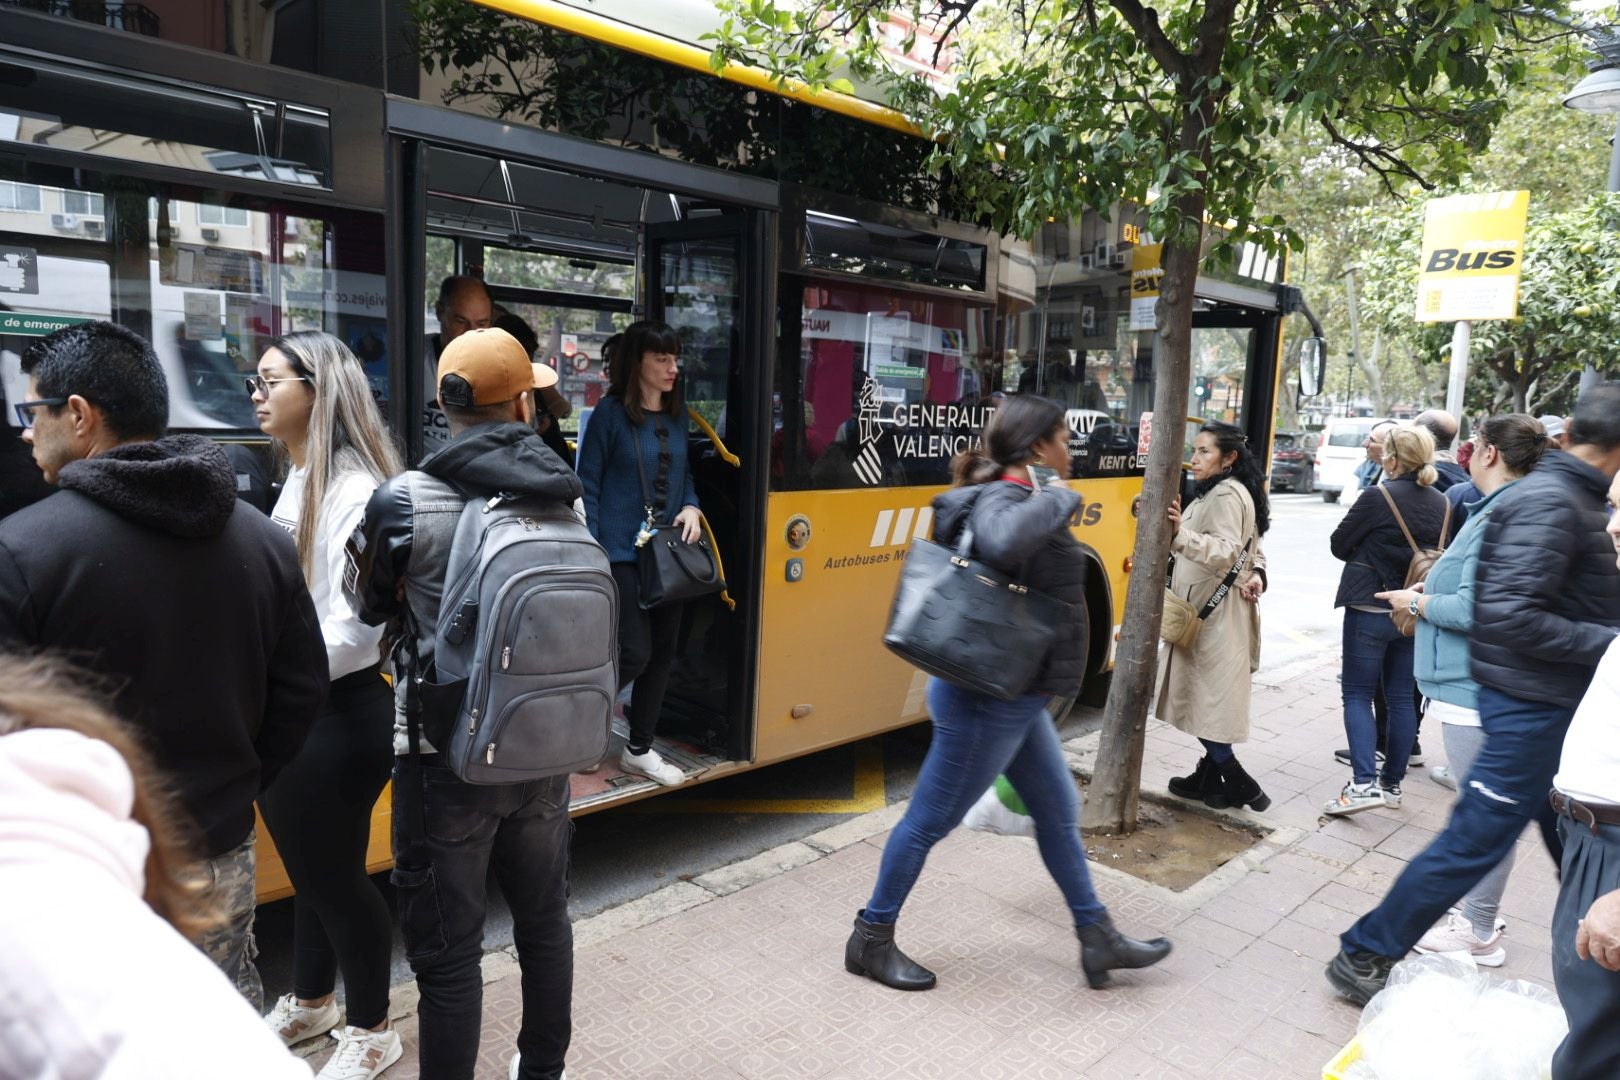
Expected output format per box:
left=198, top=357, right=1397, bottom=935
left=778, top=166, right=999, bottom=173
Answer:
left=1354, top=953, right=1566, bottom=1080
left=961, top=776, right=1036, bottom=838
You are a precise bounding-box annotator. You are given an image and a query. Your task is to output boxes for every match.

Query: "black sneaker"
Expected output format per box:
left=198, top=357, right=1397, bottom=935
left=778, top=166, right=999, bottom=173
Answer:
left=1408, top=740, right=1424, bottom=766
left=1325, top=948, right=1396, bottom=1006
left=1333, top=748, right=1386, bottom=767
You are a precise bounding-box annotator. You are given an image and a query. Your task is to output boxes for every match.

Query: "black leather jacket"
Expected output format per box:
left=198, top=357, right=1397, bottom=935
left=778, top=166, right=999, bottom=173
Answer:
left=1330, top=475, right=1454, bottom=608
left=932, top=479, right=1086, bottom=696
left=1471, top=451, right=1620, bottom=705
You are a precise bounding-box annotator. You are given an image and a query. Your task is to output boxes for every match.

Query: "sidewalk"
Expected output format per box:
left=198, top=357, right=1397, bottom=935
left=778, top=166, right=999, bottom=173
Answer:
left=332, top=652, right=1562, bottom=1078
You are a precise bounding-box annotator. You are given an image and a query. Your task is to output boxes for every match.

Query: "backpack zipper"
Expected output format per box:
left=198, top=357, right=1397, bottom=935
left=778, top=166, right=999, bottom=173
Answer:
left=486, top=741, right=496, bottom=764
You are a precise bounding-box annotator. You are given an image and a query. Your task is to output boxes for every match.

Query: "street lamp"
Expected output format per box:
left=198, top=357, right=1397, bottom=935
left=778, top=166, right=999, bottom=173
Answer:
left=1562, top=21, right=1620, bottom=391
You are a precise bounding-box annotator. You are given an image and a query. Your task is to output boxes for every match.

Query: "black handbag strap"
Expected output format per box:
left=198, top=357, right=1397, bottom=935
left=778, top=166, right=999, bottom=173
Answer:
left=1197, top=537, right=1254, bottom=622
left=631, top=417, right=674, bottom=525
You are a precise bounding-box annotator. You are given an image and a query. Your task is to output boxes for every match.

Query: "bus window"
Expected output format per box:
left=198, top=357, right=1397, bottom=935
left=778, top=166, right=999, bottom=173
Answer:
left=780, top=278, right=991, bottom=491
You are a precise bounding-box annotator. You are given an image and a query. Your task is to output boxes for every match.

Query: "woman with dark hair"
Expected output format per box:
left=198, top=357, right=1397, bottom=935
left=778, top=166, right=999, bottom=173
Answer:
left=845, top=395, right=1171, bottom=994
left=576, top=319, right=701, bottom=787
left=1325, top=423, right=1451, bottom=817
left=1376, top=414, right=1550, bottom=965
left=1162, top=421, right=1273, bottom=812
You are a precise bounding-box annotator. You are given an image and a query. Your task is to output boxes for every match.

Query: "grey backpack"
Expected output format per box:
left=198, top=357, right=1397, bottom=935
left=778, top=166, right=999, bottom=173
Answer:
left=430, top=493, right=617, bottom=783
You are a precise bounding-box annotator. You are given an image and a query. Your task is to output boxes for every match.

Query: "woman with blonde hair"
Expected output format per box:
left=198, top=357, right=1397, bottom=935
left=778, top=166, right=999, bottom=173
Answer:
left=1326, top=423, right=1452, bottom=817
left=0, top=653, right=311, bottom=1078
left=250, top=331, right=405, bottom=1078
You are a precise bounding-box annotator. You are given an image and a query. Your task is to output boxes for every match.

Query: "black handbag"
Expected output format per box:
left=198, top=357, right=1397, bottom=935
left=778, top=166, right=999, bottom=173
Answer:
left=632, top=419, right=725, bottom=610
left=883, top=505, right=1071, bottom=701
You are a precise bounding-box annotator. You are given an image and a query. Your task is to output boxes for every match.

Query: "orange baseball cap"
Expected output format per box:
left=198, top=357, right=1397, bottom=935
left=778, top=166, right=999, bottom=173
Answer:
left=436, top=328, right=532, bottom=407
left=531, top=361, right=559, bottom=391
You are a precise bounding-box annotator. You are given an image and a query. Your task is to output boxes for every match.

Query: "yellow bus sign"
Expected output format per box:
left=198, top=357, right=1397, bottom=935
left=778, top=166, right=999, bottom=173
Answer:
left=1416, top=190, right=1530, bottom=323
left=1128, top=243, right=1163, bottom=331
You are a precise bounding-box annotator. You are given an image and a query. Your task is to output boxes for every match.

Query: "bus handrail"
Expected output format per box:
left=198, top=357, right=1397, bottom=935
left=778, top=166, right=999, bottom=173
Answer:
left=691, top=410, right=741, bottom=467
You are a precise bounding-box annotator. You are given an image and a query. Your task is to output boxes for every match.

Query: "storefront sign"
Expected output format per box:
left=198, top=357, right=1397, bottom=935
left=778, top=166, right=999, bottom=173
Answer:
left=0, top=311, right=92, bottom=337
left=1129, top=244, right=1162, bottom=331
left=1416, top=190, right=1530, bottom=323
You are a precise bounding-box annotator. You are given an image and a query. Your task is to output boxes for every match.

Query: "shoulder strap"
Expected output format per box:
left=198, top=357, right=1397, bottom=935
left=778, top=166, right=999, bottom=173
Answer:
left=1436, top=495, right=1453, bottom=552
left=1198, top=537, right=1254, bottom=621
left=631, top=420, right=653, bottom=521
left=1378, top=484, right=1422, bottom=556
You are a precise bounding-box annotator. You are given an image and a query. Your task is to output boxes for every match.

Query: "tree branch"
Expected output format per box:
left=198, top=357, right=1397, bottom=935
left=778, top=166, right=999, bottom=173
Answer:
left=1105, top=0, right=1191, bottom=79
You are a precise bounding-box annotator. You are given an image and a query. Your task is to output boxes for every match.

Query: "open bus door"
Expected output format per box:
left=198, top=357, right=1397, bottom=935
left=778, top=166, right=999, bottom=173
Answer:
left=645, top=214, right=774, bottom=769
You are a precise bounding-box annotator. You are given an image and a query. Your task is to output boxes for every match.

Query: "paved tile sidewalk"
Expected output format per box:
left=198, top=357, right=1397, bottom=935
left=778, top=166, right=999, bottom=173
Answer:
left=323, top=652, right=1561, bottom=1079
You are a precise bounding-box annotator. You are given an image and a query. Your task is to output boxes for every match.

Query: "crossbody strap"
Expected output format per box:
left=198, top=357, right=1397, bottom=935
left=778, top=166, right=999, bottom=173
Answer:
left=1378, top=484, right=1451, bottom=554
left=1198, top=537, right=1253, bottom=621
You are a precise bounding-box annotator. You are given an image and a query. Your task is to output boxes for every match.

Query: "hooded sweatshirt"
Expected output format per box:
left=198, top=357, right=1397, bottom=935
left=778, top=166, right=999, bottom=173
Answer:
left=346, top=422, right=583, bottom=753
left=0, top=436, right=328, bottom=857
left=0, top=728, right=313, bottom=1079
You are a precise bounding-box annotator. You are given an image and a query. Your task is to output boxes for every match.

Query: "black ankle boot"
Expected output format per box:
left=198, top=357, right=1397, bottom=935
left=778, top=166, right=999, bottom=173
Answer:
left=1167, top=755, right=1219, bottom=802
left=1077, top=914, right=1172, bottom=989
left=1205, top=757, right=1272, bottom=812
left=844, top=911, right=936, bottom=991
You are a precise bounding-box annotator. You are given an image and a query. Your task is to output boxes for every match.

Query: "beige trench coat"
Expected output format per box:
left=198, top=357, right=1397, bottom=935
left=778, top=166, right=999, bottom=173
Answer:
left=1154, top=478, right=1264, bottom=744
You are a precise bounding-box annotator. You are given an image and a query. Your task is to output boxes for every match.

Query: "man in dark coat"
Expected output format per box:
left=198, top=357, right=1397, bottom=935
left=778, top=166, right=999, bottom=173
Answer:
left=0, top=321, right=327, bottom=1009
left=1328, top=383, right=1620, bottom=1005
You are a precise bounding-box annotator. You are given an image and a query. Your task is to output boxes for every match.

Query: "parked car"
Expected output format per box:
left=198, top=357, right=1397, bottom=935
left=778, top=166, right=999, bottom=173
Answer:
left=1270, top=431, right=1318, bottom=493
left=1314, top=415, right=1393, bottom=503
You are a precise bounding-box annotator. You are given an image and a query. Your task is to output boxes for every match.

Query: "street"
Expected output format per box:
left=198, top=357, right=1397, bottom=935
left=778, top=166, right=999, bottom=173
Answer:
left=256, top=489, right=1352, bottom=1005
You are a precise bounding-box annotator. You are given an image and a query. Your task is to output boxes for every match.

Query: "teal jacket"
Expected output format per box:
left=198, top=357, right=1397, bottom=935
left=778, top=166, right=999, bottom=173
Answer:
left=1413, top=481, right=1516, bottom=709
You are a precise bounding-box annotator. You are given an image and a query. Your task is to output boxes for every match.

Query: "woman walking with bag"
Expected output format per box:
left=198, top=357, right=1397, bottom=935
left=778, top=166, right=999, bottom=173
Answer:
left=1326, top=424, right=1450, bottom=817
left=847, top=395, right=1171, bottom=993
left=577, top=319, right=703, bottom=788
left=252, top=331, right=406, bottom=1078
left=1161, top=421, right=1272, bottom=812
left=1376, top=415, right=1550, bottom=964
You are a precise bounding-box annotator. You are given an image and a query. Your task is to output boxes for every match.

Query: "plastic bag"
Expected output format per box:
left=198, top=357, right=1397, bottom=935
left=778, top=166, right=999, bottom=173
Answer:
left=1354, top=953, right=1566, bottom=1080
left=961, top=775, right=1036, bottom=838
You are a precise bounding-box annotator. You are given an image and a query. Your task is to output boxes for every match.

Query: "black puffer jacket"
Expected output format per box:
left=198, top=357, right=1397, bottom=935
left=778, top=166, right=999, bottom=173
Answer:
left=1471, top=451, right=1620, bottom=705
left=1330, top=475, right=1454, bottom=608
left=932, top=479, right=1086, bottom=695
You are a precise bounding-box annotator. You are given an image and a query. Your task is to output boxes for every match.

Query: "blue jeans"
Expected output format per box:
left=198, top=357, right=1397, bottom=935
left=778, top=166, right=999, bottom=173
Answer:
left=1341, top=608, right=1416, bottom=786
left=393, top=760, right=573, bottom=1080
left=1341, top=686, right=1572, bottom=959
left=865, top=678, right=1107, bottom=929
left=1552, top=815, right=1620, bottom=1080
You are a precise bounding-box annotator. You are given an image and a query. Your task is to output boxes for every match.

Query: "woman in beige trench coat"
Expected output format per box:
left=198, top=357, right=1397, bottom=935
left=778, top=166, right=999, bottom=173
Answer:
left=1157, top=420, right=1273, bottom=812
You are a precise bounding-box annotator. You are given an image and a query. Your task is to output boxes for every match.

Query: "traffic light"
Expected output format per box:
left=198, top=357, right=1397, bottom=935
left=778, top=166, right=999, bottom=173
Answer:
left=1194, top=377, right=1212, bottom=401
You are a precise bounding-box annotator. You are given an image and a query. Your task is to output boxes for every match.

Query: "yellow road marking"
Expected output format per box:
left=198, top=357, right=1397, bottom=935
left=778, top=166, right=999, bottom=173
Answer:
left=625, top=739, right=889, bottom=815
left=1281, top=627, right=1325, bottom=648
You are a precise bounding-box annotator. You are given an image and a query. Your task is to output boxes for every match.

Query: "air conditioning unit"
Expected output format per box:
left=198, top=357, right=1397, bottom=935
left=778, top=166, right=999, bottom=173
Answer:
left=1094, top=242, right=1116, bottom=265
left=1077, top=254, right=1095, bottom=271
left=51, top=213, right=79, bottom=230
left=1112, top=247, right=1130, bottom=268
left=201, top=227, right=220, bottom=241
left=82, top=219, right=103, bottom=234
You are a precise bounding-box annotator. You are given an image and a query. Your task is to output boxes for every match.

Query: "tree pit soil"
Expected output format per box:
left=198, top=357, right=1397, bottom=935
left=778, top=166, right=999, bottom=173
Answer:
left=1077, top=781, right=1267, bottom=892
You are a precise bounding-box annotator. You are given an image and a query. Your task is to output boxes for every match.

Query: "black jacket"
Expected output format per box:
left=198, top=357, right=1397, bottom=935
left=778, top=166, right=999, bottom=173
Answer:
left=1471, top=451, right=1620, bottom=705
left=1330, top=475, right=1454, bottom=608
left=0, top=436, right=327, bottom=856
left=933, top=479, right=1086, bottom=696
left=1432, top=459, right=1470, bottom=493
left=347, top=423, right=583, bottom=748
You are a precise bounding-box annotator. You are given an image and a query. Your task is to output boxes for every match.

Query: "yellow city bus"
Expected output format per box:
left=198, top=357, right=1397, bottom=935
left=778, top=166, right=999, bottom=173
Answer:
left=0, top=3, right=1305, bottom=902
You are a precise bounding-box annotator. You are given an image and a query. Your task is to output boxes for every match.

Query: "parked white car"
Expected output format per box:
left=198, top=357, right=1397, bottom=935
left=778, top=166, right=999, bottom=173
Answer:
left=1314, top=416, right=1393, bottom=503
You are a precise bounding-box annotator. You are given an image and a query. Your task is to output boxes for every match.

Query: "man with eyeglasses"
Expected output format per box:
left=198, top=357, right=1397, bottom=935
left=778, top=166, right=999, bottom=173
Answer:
left=0, top=320, right=328, bottom=1010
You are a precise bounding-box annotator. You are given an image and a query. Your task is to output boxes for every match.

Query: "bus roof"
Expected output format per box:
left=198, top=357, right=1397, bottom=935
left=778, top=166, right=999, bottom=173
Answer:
left=472, top=0, right=922, bottom=135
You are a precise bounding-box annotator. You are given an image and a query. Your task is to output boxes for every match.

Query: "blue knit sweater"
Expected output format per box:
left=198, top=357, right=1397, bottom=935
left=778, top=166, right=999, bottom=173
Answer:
left=577, top=396, right=699, bottom=563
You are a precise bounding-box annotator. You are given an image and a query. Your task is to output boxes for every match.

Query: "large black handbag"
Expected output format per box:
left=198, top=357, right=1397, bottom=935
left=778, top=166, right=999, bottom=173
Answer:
left=631, top=420, right=725, bottom=610
left=883, top=517, right=1071, bottom=701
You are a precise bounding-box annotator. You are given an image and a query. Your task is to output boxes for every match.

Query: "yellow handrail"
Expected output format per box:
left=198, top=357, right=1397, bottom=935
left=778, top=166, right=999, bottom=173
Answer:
left=699, top=510, right=737, bottom=611
left=689, top=410, right=740, bottom=468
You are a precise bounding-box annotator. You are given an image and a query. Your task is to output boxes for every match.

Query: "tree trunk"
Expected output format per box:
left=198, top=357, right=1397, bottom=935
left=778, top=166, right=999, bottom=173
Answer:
left=1083, top=199, right=1204, bottom=835
left=1356, top=332, right=1387, bottom=414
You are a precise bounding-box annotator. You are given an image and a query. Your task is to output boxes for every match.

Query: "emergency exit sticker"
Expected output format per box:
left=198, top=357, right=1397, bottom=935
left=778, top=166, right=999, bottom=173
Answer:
left=0, top=246, right=38, bottom=294
left=0, top=311, right=91, bottom=337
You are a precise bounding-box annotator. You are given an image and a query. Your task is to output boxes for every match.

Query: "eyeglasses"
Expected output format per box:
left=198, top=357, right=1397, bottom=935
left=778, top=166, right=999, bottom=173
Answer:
left=13, top=397, right=68, bottom=429
left=243, top=374, right=310, bottom=397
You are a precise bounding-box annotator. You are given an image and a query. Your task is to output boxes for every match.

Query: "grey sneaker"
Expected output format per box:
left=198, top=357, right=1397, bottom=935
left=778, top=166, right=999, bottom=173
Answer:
left=1323, top=781, right=1384, bottom=817
left=1325, top=948, right=1396, bottom=1005
left=1430, top=764, right=1458, bottom=791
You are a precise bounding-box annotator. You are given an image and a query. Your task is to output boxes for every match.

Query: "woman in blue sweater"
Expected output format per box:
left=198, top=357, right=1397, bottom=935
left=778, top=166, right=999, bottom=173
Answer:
left=576, top=320, right=701, bottom=787
left=1375, top=414, right=1550, bottom=966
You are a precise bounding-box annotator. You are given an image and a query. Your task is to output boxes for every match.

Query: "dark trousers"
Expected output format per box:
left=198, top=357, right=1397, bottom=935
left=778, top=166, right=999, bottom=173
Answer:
left=1341, top=686, right=1571, bottom=959
left=1342, top=609, right=1417, bottom=786
left=393, top=760, right=573, bottom=1080
left=611, top=562, right=681, bottom=752
left=259, top=667, right=396, bottom=1028
left=1553, top=813, right=1620, bottom=1080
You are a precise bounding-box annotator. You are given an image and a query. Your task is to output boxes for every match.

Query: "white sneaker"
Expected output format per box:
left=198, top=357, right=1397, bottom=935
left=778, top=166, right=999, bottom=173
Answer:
left=620, top=746, right=685, bottom=786
left=1431, top=764, right=1458, bottom=791
left=1380, top=782, right=1402, bottom=809
left=317, top=1025, right=403, bottom=1080
left=1323, top=781, right=1384, bottom=817
left=1415, top=912, right=1507, bottom=966
left=265, top=993, right=340, bottom=1047
left=509, top=1054, right=565, bottom=1080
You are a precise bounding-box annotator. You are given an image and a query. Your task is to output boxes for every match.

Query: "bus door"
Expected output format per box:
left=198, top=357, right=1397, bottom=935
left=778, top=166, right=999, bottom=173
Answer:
left=1186, top=305, right=1283, bottom=456
left=646, top=214, right=773, bottom=768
